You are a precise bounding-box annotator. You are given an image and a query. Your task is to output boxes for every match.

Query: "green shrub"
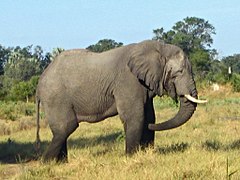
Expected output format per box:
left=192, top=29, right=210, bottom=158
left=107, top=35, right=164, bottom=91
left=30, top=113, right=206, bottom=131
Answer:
left=154, top=96, right=178, bottom=109
left=0, top=101, right=35, bottom=121
left=205, top=72, right=227, bottom=84
left=0, top=101, right=18, bottom=120
left=8, top=76, right=39, bottom=102
left=0, top=76, right=39, bottom=102
left=231, top=73, right=240, bottom=92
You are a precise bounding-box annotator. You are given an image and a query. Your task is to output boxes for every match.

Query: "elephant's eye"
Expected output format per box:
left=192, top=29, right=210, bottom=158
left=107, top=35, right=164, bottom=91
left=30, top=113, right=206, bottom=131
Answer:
left=172, top=69, right=183, bottom=78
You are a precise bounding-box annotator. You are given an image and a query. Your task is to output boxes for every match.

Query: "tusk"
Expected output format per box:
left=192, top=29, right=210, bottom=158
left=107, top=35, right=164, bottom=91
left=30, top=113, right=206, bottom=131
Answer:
left=184, top=94, right=208, bottom=104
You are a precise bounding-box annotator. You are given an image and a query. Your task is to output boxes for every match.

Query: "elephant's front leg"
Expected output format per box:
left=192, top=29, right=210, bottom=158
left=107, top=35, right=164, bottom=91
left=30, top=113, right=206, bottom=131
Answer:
left=117, top=103, right=145, bottom=154
left=140, top=98, right=155, bottom=148
left=125, top=117, right=144, bottom=154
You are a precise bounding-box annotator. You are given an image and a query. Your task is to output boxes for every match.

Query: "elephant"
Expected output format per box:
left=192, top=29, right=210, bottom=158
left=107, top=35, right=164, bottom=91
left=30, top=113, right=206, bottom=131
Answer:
left=35, top=40, right=206, bottom=162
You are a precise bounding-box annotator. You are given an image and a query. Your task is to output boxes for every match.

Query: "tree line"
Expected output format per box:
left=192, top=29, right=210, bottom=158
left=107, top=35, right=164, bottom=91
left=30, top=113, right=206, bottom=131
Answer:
left=0, top=17, right=240, bottom=102
left=0, top=46, right=64, bottom=101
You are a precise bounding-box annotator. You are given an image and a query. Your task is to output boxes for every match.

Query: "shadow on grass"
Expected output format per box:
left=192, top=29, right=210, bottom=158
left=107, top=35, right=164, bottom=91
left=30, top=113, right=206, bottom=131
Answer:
left=156, top=139, right=240, bottom=154
left=68, top=131, right=124, bottom=149
left=156, top=142, right=190, bottom=154
left=0, top=131, right=124, bottom=164
left=2, top=132, right=240, bottom=164
left=0, top=139, right=48, bottom=164
left=202, top=139, right=240, bottom=151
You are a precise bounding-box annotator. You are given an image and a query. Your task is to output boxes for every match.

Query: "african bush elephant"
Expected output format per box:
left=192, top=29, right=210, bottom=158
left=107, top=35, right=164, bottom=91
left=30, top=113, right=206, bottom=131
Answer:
left=36, top=40, right=206, bottom=162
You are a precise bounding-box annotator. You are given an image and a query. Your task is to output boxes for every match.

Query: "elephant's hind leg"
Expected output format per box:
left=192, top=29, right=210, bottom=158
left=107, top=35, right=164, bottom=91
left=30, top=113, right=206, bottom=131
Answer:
left=43, top=104, right=78, bottom=163
left=44, top=134, right=68, bottom=162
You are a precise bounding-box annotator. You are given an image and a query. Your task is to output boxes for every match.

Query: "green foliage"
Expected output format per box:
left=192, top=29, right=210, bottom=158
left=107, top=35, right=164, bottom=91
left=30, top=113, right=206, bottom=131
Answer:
left=0, top=44, right=60, bottom=101
left=231, top=73, right=240, bottom=92
left=222, top=54, right=240, bottom=74
left=0, top=45, right=11, bottom=75
left=4, top=46, right=41, bottom=81
left=0, top=101, right=35, bottom=121
left=153, top=17, right=216, bottom=55
left=86, top=39, right=123, bottom=53
left=207, top=73, right=227, bottom=84
left=8, top=76, right=39, bottom=102
left=10, top=82, right=31, bottom=101
left=189, top=48, right=211, bottom=77
left=205, top=60, right=228, bottom=84
left=0, top=76, right=17, bottom=100
left=154, top=96, right=178, bottom=109
left=0, top=101, right=18, bottom=120
left=0, top=75, right=39, bottom=102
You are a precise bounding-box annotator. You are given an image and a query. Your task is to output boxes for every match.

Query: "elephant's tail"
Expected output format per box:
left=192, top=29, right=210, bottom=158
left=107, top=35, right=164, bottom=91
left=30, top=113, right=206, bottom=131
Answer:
left=34, top=96, right=41, bottom=154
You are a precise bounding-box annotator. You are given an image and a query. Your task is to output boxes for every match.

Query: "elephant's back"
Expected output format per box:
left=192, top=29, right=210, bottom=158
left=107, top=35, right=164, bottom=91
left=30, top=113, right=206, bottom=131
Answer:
left=37, top=49, right=113, bottom=98
left=37, top=47, right=130, bottom=101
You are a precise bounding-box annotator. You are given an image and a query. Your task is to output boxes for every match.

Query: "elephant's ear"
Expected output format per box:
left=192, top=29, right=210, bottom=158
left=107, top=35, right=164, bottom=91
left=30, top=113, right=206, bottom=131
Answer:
left=127, top=48, right=165, bottom=95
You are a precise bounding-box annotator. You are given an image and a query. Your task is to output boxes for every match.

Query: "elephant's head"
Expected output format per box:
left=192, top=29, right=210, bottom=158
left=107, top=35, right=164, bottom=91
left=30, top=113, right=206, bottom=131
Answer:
left=128, top=40, right=207, bottom=131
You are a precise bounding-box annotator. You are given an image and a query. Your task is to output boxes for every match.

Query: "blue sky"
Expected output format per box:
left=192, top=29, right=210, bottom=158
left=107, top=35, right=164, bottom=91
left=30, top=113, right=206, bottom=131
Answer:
left=1, top=0, right=240, bottom=57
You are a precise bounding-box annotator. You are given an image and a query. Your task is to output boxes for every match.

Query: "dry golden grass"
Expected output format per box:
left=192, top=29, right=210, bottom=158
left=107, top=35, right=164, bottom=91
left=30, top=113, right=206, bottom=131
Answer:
left=0, top=85, right=240, bottom=179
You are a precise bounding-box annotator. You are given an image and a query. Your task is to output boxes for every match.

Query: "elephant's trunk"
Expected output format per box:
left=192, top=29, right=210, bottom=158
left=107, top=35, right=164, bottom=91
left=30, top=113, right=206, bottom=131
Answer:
left=148, top=96, right=197, bottom=131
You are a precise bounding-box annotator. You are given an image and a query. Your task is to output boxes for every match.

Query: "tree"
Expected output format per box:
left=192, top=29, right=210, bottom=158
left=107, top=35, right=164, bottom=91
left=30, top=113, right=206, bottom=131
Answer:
left=153, top=17, right=216, bottom=54
left=0, top=45, right=64, bottom=101
left=10, top=81, right=32, bottom=102
left=0, top=45, right=11, bottom=75
left=189, top=48, right=211, bottom=75
left=4, top=46, right=41, bottom=81
left=206, top=60, right=228, bottom=83
left=8, top=76, right=39, bottom=102
left=222, top=54, right=240, bottom=74
left=86, top=39, right=123, bottom=53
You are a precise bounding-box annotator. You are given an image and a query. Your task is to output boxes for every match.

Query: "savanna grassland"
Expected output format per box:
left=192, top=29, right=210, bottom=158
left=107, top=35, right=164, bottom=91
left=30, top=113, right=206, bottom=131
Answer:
left=0, top=85, right=240, bottom=180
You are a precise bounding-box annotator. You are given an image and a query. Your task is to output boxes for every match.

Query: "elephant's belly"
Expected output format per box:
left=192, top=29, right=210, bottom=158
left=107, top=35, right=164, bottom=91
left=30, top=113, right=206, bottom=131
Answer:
left=75, top=102, right=118, bottom=123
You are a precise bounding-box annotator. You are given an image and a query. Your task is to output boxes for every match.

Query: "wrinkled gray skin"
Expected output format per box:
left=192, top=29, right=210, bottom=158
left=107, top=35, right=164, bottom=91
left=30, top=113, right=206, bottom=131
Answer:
left=36, top=40, right=197, bottom=162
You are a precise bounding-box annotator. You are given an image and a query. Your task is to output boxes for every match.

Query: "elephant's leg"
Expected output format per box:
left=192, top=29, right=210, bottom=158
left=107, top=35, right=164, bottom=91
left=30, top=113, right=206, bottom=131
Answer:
left=57, top=139, right=67, bottom=162
left=116, top=100, right=144, bottom=154
left=43, top=134, right=67, bottom=162
left=140, top=98, right=155, bottom=149
left=43, top=104, right=78, bottom=163
left=44, top=121, right=78, bottom=162
left=125, top=118, right=144, bottom=154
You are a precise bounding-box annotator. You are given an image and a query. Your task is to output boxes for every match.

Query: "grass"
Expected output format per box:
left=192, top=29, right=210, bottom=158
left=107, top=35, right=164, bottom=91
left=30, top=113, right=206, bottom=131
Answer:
left=0, top=85, right=240, bottom=179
